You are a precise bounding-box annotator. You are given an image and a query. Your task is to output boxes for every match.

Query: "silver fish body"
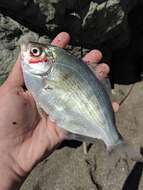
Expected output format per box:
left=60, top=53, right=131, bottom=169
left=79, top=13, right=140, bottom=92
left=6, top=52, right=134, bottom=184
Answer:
left=21, top=42, right=123, bottom=151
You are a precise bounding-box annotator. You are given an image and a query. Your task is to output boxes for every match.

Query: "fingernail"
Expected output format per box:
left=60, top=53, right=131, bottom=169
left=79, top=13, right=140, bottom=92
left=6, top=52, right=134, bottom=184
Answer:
left=112, top=102, right=119, bottom=112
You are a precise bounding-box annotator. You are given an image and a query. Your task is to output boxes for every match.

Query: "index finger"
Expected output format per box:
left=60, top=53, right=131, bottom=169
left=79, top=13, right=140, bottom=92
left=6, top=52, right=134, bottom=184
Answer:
left=51, top=32, right=70, bottom=48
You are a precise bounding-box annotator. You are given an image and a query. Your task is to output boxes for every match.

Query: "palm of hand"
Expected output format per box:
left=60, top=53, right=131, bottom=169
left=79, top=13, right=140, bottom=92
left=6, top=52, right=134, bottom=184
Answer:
left=0, top=32, right=113, bottom=176
left=0, top=79, right=65, bottom=174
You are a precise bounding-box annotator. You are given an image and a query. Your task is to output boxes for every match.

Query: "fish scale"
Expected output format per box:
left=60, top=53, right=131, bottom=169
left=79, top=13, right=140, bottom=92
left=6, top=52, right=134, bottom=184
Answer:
left=46, top=65, right=106, bottom=129
left=21, top=42, right=123, bottom=150
left=63, top=73, right=105, bottom=127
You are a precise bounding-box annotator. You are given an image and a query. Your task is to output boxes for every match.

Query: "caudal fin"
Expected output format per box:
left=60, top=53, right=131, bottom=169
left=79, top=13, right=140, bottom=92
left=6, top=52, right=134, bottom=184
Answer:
left=108, top=141, right=143, bottom=163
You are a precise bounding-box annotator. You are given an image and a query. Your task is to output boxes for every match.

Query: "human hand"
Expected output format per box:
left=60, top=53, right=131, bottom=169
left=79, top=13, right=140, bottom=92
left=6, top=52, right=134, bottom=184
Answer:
left=0, top=32, right=118, bottom=190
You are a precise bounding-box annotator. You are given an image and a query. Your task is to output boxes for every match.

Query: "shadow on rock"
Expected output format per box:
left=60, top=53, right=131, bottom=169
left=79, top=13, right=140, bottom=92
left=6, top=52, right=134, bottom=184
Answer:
left=0, top=0, right=47, bottom=35
left=59, top=140, right=82, bottom=149
left=122, top=162, right=143, bottom=190
left=122, top=148, right=143, bottom=190
left=110, top=3, right=143, bottom=85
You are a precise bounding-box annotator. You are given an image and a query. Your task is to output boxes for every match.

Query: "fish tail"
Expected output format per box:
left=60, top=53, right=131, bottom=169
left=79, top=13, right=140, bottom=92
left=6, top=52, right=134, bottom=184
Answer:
left=107, top=140, right=143, bottom=163
left=107, top=138, right=124, bottom=153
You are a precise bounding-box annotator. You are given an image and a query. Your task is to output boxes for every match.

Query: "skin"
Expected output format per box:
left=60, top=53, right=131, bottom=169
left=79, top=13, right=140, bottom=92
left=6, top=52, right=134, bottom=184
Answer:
left=0, top=32, right=119, bottom=190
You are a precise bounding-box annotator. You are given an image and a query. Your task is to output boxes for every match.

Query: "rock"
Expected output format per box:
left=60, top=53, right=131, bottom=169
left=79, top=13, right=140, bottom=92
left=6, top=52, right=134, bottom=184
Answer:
left=0, top=14, right=21, bottom=84
left=120, top=0, right=142, bottom=12
left=0, top=14, right=42, bottom=84
left=21, top=146, right=98, bottom=190
left=116, top=82, right=143, bottom=148
left=0, top=0, right=139, bottom=49
left=0, top=1, right=143, bottom=189
left=0, top=0, right=48, bottom=34
left=20, top=81, right=143, bottom=190
left=1, top=0, right=143, bottom=84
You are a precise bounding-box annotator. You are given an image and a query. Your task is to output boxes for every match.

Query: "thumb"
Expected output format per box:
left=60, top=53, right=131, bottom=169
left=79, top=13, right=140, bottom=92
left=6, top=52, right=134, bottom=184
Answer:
left=5, top=53, right=24, bottom=88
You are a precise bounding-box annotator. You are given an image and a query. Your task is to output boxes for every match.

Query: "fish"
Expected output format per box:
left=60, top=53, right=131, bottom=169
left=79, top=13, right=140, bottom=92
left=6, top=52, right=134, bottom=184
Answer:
left=20, top=41, right=143, bottom=160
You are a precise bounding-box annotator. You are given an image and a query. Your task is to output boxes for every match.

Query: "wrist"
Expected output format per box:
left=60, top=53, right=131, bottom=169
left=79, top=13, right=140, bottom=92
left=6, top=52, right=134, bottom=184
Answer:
left=0, top=151, right=27, bottom=190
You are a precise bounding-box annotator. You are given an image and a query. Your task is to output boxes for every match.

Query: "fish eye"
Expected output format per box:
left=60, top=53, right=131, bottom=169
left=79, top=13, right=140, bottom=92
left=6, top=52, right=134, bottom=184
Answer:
left=30, top=47, right=42, bottom=57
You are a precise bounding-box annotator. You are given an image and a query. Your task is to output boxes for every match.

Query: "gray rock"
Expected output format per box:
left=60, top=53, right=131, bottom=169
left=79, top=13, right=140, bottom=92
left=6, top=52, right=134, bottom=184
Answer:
left=21, top=146, right=98, bottom=190
left=0, top=0, right=142, bottom=84
left=0, top=14, right=41, bottom=84
left=20, top=81, right=143, bottom=190
left=0, top=0, right=140, bottom=48
left=0, top=1, right=143, bottom=190
left=0, top=14, right=21, bottom=84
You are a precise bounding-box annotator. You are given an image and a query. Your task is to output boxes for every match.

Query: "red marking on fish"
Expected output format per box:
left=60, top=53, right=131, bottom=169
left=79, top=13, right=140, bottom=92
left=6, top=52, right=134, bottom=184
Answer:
left=29, top=58, right=48, bottom=64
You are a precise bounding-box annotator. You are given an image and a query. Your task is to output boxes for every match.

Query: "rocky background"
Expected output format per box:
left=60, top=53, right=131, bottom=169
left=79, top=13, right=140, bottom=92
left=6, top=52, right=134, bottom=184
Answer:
left=0, top=0, right=143, bottom=190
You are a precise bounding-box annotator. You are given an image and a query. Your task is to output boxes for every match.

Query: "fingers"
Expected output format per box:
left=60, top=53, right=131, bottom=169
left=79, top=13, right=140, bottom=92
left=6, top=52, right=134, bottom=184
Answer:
left=51, top=32, right=70, bottom=48
left=95, top=64, right=118, bottom=112
left=112, top=102, right=119, bottom=112
left=95, top=63, right=110, bottom=80
left=4, top=54, right=25, bottom=88
left=82, top=50, right=109, bottom=80
left=52, top=34, right=109, bottom=81
left=83, top=50, right=117, bottom=112
left=82, top=49, right=102, bottom=64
